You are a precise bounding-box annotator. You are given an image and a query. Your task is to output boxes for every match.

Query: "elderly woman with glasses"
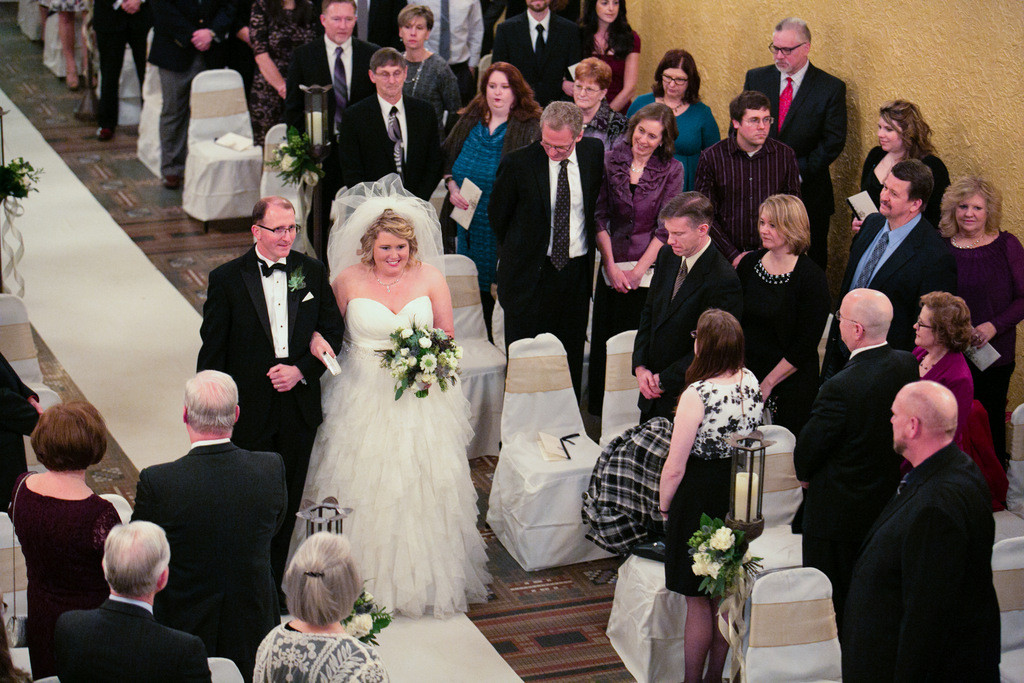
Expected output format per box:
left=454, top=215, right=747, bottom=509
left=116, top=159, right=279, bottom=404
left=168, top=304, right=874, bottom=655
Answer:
left=574, top=57, right=628, bottom=147
left=627, top=49, right=719, bottom=191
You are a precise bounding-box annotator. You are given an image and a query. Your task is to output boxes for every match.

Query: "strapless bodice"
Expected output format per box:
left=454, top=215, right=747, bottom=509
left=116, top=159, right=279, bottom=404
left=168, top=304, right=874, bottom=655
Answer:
left=344, top=295, right=434, bottom=348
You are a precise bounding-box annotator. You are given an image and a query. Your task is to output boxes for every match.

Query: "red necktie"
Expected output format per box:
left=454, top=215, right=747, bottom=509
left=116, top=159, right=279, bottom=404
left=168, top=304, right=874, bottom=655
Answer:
left=778, top=77, right=793, bottom=129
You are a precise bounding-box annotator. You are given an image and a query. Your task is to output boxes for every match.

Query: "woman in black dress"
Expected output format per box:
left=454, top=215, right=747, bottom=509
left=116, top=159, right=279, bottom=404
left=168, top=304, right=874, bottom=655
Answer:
left=737, top=194, right=830, bottom=435
left=659, top=310, right=763, bottom=683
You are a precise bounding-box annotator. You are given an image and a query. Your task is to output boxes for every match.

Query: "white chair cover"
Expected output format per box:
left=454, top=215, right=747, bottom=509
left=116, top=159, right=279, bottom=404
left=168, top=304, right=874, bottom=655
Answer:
left=182, top=69, right=262, bottom=222
left=208, top=657, right=244, bottom=683
left=599, top=329, right=640, bottom=446
left=606, top=554, right=687, bottom=683
left=744, top=425, right=803, bottom=569
left=1007, top=404, right=1024, bottom=515
left=744, top=567, right=842, bottom=683
left=99, top=494, right=132, bottom=524
left=0, top=294, right=61, bottom=410
left=1, top=509, right=30, bottom=678
left=995, top=510, right=1024, bottom=544
left=444, top=255, right=504, bottom=458
left=42, top=12, right=86, bottom=78
left=486, top=333, right=611, bottom=570
left=136, top=30, right=162, bottom=178
left=109, top=45, right=142, bottom=126
left=18, top=0, right=41, bottom=41
left=259, top=123, right=314, bottom=255
left=490, top=289, right=505, bottom=354
left=993, top=536, right=1024, bottom=681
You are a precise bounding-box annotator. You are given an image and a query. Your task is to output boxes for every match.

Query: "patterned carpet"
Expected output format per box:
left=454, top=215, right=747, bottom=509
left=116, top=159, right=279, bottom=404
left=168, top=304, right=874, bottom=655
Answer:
left=0, top=8, right=632, bottom=679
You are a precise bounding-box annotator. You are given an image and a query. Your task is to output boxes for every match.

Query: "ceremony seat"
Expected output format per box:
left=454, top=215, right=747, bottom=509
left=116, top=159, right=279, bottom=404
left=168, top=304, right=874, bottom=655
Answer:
left=0, top=294, right=61, bottom=412
left=182, top=69, right=262, bottom=224
left=744, top=566, right=842, bottom=682
left=0, top=512, right=29, bottom=674
left=1007, top=403, right=1024, bottom=515
left=444, top=255, right=504, bottom=458
left=100, top=494, right=132, bottom=524
left=136, top=30, right=162, bottom=178
left=745, top=425, right=803, bottom=568
left=260, top=123, right=313, bottom=255
left=104, top=46, right=143, bottom=127
left=599, top=329, right=640, bottom=446
left=993, top=536, right=1024, bottom=681
left=486, top=333, right=611, bottom=570
left=42, top=12, right=86, bottom=78
left=17, top=0, right=41, bottom=41
left=209, top=657, right=244, bottom=682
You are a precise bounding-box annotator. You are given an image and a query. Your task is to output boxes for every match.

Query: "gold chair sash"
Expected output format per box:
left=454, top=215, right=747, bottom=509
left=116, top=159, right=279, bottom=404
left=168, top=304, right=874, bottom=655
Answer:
left=1011, top=422, right=1024, bottom=461
left=749, top=598, right=837, bottom=647
left=764, top=451, right=800, bottom=493
left=0, top=323, right=36, bottom=361
left=191, top=89, right=248, bottom=119
left=994, top=567, right=1024, bottom=611
left=604, top=352, right=636, bottom=392
left=447, top=275, right=481, bottom=309
left=506, top=355, right=572, bottom=394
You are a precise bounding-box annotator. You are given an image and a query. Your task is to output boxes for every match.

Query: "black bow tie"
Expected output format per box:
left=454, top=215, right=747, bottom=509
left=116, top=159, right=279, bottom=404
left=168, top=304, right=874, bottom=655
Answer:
left=259, top=261, right=287, bottom=278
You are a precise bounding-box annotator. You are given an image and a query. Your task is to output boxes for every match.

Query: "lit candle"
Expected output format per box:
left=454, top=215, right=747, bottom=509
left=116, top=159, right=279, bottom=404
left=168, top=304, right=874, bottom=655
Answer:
left=309, top=111, right=323, bottom=147
left=734, top=471, right=760, bottom=522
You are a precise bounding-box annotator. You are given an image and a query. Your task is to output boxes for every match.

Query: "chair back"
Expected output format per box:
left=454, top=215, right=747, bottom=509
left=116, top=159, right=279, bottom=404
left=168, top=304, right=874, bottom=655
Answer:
left=443, top=255, right=488, bottom=341
left=599, top=329, right=640, bottom=445
left=136, top=29, right=163, bottom=177
left=993, top=536, right=1024, bottom=656
left=0, top=294, right=42, bottom=384
left=188, top=69, right=252, bottom=146
left=208, top=657, right=244, bottom=683
left=100, top=494, right=133, bottom=524
left=745, top=566, right=842, bottom=682
left=1008, top=404, right=1024, bottom=513
left=502, top=333, right=583, bottom=443
left=757, top=424, right=801, bottom=528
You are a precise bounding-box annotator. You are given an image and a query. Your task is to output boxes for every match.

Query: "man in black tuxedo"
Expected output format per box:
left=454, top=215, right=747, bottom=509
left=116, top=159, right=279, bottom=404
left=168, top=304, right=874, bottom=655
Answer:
left=55, top=522, right=212, bottom=683
left=148, top=0, right=235, bottom=188
left=744, top=17, right=847, bottom=271
left=490, top=101, right=603, bottom=397
left=93, top=0, right=152, bottom=141
left=133, top=371, right=288, bottom=683
left=0, top=352, right=41, bottom=510
left=795, top=288, right=918, bottom=632
left=821, top=158, right=957, bottom=379
left=843, top=381, right=1001, bottom=681
left=286, top=0, right=379, bottom=256
left=631, top=192, right=743, bottom=421
left=196, top=197, right=344, bottom=594
left=491, top=0, right=579, bottom=106
left=337, top=48, right=443, bottom=200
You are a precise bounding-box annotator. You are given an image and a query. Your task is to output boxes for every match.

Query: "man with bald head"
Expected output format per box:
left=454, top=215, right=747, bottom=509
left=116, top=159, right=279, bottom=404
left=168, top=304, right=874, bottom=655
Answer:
left=794, top=288, right=918, bottom=630
left=843, top=381, right=1000, bottom=681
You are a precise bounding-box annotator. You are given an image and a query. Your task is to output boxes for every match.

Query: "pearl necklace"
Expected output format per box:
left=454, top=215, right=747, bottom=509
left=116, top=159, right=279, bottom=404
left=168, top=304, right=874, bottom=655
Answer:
left=373, top=267, right=405, bottom=293
left=951, top=232, right=985, bottom=249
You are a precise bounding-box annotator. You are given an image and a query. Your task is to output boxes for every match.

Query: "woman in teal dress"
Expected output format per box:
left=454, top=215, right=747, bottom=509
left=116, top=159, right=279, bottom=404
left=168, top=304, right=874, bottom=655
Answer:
left=628, top=49, right=719, bottom=191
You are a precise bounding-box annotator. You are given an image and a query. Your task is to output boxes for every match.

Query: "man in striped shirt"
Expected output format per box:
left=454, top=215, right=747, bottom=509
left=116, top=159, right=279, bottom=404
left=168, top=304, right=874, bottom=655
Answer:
left=695, top=90, right=801, bottom=267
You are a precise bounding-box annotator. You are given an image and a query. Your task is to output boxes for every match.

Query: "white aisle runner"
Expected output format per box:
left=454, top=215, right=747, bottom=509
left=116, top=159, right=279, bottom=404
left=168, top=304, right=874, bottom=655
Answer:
left=0, top=88, right=519, bottom=682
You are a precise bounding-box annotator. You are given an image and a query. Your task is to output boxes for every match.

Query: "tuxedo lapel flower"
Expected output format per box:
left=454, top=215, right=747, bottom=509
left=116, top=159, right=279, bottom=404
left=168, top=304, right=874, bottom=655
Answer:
left=288, top=266, right=306, bottom=293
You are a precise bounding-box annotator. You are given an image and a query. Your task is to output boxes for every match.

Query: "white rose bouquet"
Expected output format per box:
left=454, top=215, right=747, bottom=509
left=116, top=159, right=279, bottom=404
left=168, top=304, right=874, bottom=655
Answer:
left=266, top=126, right=325, bottom=187
left=378, top=323, right=462, bottom=399
left=342, top=589, right=392, bottom=645
left=687, top=514, right=761, bottom=599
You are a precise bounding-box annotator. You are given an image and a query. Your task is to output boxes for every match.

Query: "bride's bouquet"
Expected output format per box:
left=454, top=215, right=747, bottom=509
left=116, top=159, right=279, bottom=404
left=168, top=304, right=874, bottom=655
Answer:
left=379, top=324, right=462, bottom=399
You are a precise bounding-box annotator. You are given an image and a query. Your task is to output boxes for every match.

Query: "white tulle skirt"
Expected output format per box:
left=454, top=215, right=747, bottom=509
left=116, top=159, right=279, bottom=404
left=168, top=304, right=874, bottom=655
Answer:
left=298, top=342, right=491, bottom=618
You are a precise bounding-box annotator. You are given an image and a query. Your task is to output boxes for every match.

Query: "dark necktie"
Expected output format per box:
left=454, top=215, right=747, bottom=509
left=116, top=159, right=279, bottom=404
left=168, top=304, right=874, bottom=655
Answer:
left=671, top=260, right=689, bottom=299
left=260, top=260, right=287, bottom=278
left=333, top=46, right=348, bottom=130
left=551, top=159, right=570, bottom=270
left=387, top=106, right=404, bottom=179
left=854, top=230, right=890, bottom=289
left=778, top=76, right=793, bottom=128
left=356, top=0, right=369, bottom=41
left=897, top=472, right=912, bottom=495
left=535, top=24, right=545, bottom=54
left=438, top=0, right=451, bottom=62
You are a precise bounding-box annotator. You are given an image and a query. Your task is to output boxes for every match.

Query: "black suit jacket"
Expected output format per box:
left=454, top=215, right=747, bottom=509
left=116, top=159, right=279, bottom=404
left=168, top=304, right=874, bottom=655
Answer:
left=795, top=344, right=918, bottom=540
left=631, top=242, right=743, bottom=417
left=743, top=63, right=847, bottom=219
left=94, top=0, right=153, bottom=32
left=489, top=136, right=604, bottom=318
left=491, top=12, right=580, bottom=106
left=148, top=0, right=234, bottom=72
left=197, top=247, right=344, bottom=443
left=842, top=444, right=1001, bottom=682
left=55, top=599, right=211, bottom=683
left=822, top=213, right=957, bottom=378
left=0, top=353, right=37, bottom=509
left=337, top=95, right=442, bottom=200
left=132, top=442, right=287, bottom=683
left=284, top=37, right=379, bottom=137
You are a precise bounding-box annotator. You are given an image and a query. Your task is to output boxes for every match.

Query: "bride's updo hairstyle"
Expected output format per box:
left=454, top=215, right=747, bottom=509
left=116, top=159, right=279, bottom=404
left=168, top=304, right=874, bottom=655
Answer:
left=358, top=209, right=420, bottom=267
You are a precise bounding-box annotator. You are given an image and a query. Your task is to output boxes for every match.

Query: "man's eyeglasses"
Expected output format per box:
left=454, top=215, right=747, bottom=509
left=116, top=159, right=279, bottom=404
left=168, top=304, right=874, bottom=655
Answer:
left=540, top=140, right=574, bottom=154
left=661, top=75, right=689, bottom=87
left=257, top=224, right=298, bottom=236
left=769, top=42, right=807, bottom=56
left=835, top=311, right=862, bottom=327
left=743, top=116, right=775, bottom=127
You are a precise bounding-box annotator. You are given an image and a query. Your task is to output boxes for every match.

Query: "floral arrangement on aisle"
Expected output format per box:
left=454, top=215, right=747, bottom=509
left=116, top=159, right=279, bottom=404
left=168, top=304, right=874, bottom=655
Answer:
left=378, top=324, right=462, bottom=400
left=0, top=157, right=42, bottom=201
left=0, top=154, right=42, bottom=298
left=688, top=513, right=762, bottom=599
left=267, top=126, right=325, bottom=187
left=343, top=589, right=392, bottom=645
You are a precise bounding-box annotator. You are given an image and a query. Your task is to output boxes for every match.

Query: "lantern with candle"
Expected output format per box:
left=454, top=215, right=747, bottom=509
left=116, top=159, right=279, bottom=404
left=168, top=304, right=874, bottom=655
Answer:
left=301, top=84, right=332, bottom=257
left=724, top=430, right=772, bottom=541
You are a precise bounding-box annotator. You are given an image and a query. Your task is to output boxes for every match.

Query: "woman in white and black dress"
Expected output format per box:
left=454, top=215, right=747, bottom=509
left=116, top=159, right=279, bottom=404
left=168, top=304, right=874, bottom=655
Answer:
left=301, top=176, right=490, bottom=619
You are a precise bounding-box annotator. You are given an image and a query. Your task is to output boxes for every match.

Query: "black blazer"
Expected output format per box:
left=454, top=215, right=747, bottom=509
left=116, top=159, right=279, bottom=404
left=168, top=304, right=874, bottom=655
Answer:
left=0, top=353, right=37, bottom=509
left=132, top=442, right=287, bottom=683
left=794, top=344, right=918, bottom=540
left=822, top=212, right=957, bottom=378
left=743, top=63, right=847, bottom=219
left=197, top=247, right=344, bottom=443
left=55, top=599, right=211, bottom=683
left=631, top=242, right=743, bottom=417
left=148, top=0, right=234, bottom=72
left=489, top=136, right=604, bottom=316
left=337, top=95, right=442, bottom=201
left=842, top=444, right=1001, bottom=682
left=491, top=11, right=580, bottom=106
left=284, top=37, right=379, bottom=137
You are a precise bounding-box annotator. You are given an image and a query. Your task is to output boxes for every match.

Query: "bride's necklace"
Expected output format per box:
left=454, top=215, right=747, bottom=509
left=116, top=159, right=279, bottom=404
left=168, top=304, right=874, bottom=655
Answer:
left=951, top=232, right=985, bottom=249
left=373, top=267, right=405, bottom=293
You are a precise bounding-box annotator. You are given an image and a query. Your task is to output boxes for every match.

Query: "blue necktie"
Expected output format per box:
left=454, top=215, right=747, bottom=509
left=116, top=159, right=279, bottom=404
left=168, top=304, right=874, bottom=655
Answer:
left=854, top=230, right=890, bottom=289
left=333, top=46, right=348, bottom=130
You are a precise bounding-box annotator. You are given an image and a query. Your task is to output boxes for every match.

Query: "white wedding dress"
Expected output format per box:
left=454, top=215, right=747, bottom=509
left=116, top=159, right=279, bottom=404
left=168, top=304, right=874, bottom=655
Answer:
left=301, top=294, right=491, bottom=618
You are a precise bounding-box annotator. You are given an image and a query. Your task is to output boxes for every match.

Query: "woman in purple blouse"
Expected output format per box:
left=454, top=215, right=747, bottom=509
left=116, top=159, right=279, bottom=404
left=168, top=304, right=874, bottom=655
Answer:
left=589, top=103, right=683, bottom=414
left=940, top=176, right=1024, bottom=464
left=912, top=292, right=975, bottom=445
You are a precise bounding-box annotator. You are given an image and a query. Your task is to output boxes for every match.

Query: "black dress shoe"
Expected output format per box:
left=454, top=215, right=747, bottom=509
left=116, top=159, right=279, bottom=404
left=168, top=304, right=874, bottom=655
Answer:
left=96, top=127, right=114, bottom=141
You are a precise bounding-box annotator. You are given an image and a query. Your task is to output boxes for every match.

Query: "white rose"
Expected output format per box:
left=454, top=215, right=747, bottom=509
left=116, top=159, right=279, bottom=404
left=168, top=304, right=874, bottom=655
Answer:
left=302, top=170, right=319, bottom=186
left=691, top=554, right=709, bottom=576
left=710, top=527, right=735, bottom=551
left=420, top=353, right=437, bottom=371
left=400, top=348, right=410, bottom=356
left=698, top=542, right=708, bottom=553
left=280, top=154, right=296, bottom=171
left=742, top=551, right=752, bottom=564
left=400, top=328, right=414, bottom=339
left=707, top=561, right=722, bottom=579
left=348, top=613, right=373, bottom=638
left=406, top=356, right=417, bottom=367
left=419, top=336, right=432, bottom=348
left=363, top=591, right=373, bottom=603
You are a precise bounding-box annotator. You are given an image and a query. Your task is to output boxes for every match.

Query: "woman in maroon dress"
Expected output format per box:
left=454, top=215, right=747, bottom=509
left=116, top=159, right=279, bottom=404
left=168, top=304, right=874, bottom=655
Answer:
left=10, top=402, right=120, bottom=679
left=578, top=0, right=640, bottom=112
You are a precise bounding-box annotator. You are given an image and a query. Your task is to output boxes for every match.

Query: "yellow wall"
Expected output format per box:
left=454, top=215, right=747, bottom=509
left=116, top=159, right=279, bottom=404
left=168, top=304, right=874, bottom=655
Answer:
left=630, top=0, right=1024, bottom=413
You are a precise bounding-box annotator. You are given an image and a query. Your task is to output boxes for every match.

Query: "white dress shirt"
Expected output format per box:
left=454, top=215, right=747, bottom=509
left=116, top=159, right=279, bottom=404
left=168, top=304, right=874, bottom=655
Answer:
left=255, top=247, right=290, bottom=358
left=527, top=10, right=550, bottom=52
left=377, top=95, right=408, bottom=158
left=683, top=235, right=713, bottom=274
left=325, top=35, right=354, bottom=99
left=778, top=60, right=809, bottom=99
left=108, top=595, right=154, bottom=613
left=546, top=149, right=586, bottom=259
left=422, top=0, right=483, bottom=67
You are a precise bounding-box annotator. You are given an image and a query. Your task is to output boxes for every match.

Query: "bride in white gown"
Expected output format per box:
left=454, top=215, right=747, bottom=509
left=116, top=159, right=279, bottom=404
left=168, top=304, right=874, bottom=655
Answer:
left=301, top=176, right=490, bottom=618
